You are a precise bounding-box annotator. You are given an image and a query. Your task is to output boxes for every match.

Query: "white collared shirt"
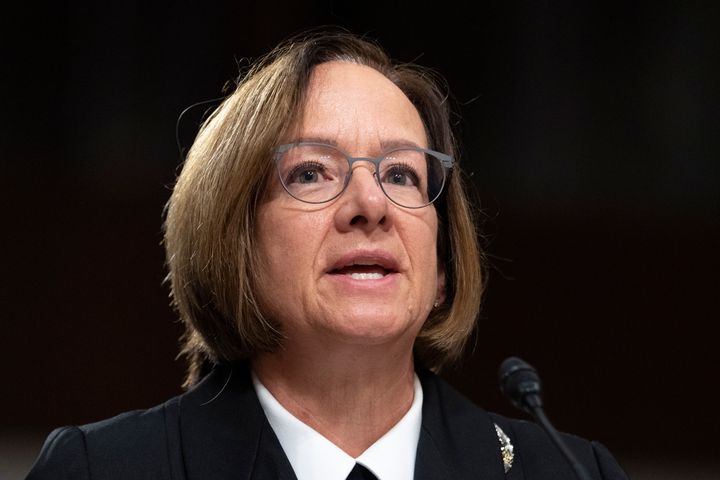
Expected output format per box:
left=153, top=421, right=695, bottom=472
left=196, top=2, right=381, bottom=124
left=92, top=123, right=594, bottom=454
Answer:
left=252, top=372, right=423, bottom=480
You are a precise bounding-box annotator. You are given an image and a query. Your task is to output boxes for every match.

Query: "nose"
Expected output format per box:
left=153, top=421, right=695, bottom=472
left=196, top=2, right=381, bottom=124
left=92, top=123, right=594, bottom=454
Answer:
left=334, top=162, right=390, bottom=232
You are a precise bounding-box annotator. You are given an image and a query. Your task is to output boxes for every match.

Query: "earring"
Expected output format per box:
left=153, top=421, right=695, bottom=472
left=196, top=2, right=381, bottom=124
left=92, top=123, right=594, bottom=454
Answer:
left=433, top=301, right=440, bottom=309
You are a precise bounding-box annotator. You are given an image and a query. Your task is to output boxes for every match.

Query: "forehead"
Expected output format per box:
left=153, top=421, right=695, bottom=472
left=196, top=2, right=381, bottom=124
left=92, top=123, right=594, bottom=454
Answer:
left=292, top=61, right=428, bottom=151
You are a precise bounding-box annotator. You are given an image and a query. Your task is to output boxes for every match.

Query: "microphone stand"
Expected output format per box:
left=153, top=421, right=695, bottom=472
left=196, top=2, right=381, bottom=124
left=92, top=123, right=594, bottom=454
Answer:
left=527, top=403, right=593, bottom=480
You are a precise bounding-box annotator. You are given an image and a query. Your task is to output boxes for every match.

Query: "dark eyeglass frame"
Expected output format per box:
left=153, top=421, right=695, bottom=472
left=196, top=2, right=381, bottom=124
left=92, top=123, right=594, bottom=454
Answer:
left=272, top=142, right=454, bottom=209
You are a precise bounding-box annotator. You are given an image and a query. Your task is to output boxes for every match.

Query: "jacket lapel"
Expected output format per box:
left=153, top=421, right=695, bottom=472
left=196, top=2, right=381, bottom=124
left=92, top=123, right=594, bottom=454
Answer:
left=178, top=363, right=296, bottom=480
left=415, top=369, right=507, bottom=480
left=249, top=425, right=299, bottom=480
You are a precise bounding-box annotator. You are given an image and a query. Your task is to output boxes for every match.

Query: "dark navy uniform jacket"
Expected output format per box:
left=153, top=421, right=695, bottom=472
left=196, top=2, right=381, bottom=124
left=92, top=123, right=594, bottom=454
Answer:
left=27, top=364, right=629, bottom=479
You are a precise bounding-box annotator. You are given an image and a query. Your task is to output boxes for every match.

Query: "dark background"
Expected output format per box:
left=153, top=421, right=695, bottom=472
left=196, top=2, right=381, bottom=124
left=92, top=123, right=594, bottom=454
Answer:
left=2, top=1, right=718, bottom=477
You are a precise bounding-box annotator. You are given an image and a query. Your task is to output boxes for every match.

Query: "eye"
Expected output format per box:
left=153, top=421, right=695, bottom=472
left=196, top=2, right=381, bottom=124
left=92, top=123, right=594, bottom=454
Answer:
left=382, top=162, right=420, bottom=187
left=286, top=161, right=326, bottom=184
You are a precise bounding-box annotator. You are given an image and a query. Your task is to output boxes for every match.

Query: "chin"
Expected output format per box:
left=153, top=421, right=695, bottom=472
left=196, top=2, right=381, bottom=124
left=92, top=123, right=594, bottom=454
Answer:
left=323, top=312, right=420, bottom=347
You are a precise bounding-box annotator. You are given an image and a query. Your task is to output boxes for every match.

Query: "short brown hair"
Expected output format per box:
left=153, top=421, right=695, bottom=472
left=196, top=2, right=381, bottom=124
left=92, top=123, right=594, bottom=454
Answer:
left=163, top=30, right=483, bottom=387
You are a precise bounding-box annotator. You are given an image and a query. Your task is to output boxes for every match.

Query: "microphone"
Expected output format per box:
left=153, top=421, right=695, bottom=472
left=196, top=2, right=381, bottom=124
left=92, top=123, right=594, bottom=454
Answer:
left=498, top=356, right=593, bottom=480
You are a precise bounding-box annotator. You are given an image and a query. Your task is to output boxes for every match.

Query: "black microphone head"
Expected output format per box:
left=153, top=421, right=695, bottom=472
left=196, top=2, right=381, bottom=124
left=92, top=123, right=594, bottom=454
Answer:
left=498, top=356, right=543, bottom=414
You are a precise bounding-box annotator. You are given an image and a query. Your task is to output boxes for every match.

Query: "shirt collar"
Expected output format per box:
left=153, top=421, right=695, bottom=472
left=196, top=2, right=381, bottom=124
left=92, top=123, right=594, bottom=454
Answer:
left=253, top=372, right=423, bottom=480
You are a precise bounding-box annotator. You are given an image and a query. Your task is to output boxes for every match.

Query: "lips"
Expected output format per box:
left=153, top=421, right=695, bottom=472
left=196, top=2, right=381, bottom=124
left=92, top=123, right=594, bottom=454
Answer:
left=327, top=251, right=400, bottom=280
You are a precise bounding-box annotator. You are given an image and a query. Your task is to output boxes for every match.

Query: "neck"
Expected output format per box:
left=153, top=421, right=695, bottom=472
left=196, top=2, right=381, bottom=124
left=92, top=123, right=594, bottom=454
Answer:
left=252, top=339, right=416, bottom=457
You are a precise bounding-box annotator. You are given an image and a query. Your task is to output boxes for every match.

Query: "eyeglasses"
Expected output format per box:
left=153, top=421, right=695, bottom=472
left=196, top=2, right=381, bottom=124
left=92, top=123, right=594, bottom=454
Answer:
left=272, top=142, right=454, bottom=209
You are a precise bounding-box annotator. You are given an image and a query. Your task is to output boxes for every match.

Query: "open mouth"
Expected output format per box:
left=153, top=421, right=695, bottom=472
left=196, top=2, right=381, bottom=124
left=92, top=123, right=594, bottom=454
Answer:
left=330, top=264, right=393, bottom=280
left=327, top=252, right=400, bottom=282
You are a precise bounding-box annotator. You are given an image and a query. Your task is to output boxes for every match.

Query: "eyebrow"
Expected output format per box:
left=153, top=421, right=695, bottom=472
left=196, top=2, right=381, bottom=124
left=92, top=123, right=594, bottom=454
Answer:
left=287, top=136, right=424, bottom=152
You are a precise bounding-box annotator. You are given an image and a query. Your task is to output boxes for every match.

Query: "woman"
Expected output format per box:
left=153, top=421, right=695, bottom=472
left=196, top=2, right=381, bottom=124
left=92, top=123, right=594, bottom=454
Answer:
left=28, top=31, right=628, bottom=479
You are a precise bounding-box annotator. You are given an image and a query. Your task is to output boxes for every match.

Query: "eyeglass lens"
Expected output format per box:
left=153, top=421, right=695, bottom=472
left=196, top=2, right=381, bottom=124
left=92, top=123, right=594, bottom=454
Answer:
left=276, top=144, right=446, bottom=208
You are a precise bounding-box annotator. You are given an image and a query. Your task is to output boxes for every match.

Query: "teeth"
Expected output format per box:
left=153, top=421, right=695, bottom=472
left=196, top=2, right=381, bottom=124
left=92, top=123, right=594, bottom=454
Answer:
left=349, top=272, right=385, bottom=280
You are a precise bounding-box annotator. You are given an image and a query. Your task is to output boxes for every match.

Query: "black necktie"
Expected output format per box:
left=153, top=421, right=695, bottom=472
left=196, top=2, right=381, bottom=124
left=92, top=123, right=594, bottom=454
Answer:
left=346, top=463, right=378, bottom=480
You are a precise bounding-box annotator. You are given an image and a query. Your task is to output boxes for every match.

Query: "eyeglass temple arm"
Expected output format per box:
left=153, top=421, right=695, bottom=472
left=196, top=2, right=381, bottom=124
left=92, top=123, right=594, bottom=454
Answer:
left=433, top=151, right=454, bottom=169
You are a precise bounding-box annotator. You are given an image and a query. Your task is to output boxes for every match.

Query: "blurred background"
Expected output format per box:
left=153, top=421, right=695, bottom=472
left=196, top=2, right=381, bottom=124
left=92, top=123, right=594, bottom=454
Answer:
left=2, top=1, right=718, bottom=478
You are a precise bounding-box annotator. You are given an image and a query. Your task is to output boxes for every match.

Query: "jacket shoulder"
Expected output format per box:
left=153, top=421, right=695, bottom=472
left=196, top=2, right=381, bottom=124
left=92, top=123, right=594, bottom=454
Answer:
left=27, top=398, right=181, bottom=480
left=490, top=413, right=629, bottom=480
left=26, top=426, right=90, bottom=480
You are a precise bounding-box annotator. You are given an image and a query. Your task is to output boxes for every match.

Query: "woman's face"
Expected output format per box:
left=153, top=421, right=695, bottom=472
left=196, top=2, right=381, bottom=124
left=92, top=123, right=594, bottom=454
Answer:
left=255, top=61, right=445, bottom=350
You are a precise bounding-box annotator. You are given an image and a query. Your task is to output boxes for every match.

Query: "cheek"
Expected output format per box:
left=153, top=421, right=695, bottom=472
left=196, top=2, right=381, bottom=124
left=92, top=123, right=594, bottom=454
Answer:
left=256, top=204, right=326, bottom=284
left=405, top=214, right=441, bottom=291
left=419, top=214, right=440, bottom=263
left=255, top=207, right=303, bottom=325
left=257, top=211, right=293, bottom=275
